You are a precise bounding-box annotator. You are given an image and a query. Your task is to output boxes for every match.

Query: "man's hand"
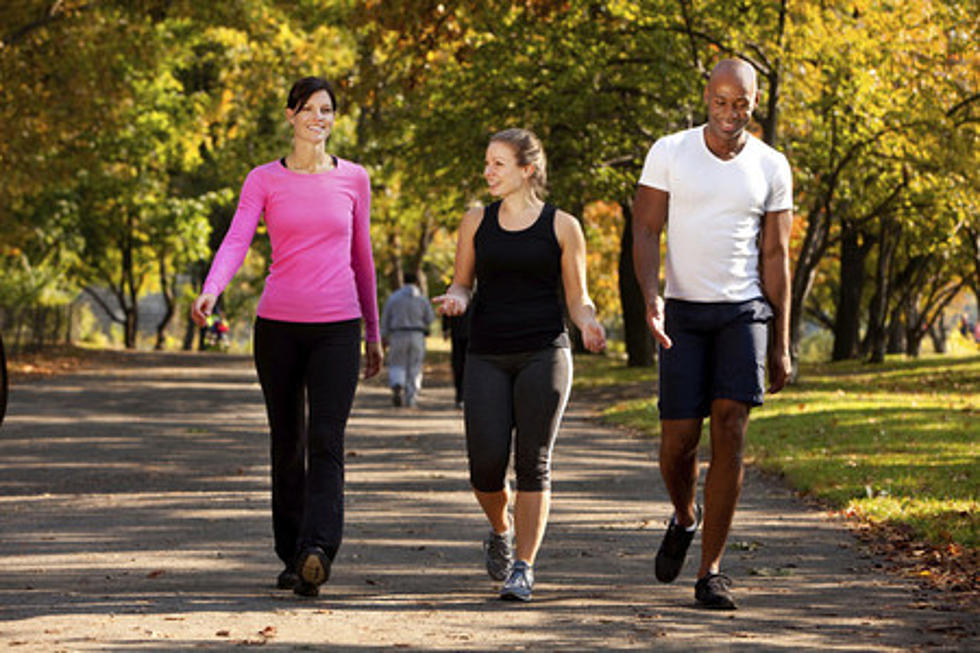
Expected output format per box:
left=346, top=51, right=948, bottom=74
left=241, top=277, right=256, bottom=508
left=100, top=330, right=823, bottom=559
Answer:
left=768, top=349, right=791, bottom=393
left=645, top=296, right=672, bottom=349
left=363, top=341, right=383, bottom=379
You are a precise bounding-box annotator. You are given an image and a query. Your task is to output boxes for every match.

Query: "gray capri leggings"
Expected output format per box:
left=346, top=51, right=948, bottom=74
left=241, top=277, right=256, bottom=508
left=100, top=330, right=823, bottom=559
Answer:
left=463, top=346, right=573, bottom=493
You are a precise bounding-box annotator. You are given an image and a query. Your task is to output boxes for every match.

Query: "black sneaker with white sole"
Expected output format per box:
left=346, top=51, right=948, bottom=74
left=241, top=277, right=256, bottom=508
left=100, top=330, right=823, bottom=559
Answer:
left=695, top=572, right=737, bottom=610
left=654, top=504, right=702, bottom=583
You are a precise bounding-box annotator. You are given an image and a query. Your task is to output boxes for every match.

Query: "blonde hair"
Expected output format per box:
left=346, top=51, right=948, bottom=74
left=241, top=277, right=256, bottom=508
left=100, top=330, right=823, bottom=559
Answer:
left=489, top=128, right=548, bottom=198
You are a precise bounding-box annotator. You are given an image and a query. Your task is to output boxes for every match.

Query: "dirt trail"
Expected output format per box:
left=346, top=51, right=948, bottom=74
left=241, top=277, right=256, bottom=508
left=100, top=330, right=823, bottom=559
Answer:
left=0, top=351, right=974, bottom=651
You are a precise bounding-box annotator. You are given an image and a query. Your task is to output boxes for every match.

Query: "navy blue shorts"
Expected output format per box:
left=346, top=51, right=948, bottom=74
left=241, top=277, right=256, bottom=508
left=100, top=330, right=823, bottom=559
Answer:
left=658, top=298, right=773, bottom=420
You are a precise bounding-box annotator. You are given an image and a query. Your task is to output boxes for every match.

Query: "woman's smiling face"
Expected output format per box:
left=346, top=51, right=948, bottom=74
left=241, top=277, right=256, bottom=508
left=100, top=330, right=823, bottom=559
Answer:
left=287, top=89, right=335, bottom=144
left=484, top=141, right=529, bottom=197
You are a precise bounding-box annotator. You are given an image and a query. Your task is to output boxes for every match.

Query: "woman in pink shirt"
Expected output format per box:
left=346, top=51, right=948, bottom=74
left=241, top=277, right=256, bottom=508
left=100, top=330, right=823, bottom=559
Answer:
left=191, top=77, right=382, bottom=597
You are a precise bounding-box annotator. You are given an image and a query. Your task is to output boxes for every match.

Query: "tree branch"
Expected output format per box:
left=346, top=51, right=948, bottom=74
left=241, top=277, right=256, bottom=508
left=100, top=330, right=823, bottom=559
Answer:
left=82, top=285, right=124, bottom=324
left=3, top=1, right=85, bottom=48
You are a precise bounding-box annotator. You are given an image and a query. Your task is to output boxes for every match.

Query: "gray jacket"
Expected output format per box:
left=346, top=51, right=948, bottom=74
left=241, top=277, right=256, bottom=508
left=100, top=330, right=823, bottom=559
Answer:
left=380, top=284, right=436, bottom=339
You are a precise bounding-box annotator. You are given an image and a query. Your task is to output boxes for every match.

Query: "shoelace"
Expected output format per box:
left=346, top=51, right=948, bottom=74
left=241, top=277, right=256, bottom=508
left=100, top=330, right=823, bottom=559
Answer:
left=487, top=535, right=511, bottom=557
left=704, top=572, right=733, bottom=589
left=505, top=566, right=531, bottom=589
left=506, top=569, right=530, bottom=589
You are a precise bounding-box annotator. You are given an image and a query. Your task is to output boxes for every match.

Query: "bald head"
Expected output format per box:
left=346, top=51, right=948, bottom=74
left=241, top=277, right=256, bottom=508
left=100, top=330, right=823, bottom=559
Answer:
left=702, top=59, right=759, bottom=150
left=708, top=59, right=757, bottom=94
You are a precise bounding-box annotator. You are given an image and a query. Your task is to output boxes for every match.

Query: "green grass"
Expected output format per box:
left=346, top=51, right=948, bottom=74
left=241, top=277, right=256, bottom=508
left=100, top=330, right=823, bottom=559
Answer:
left=573, top=352, right=980, bottom=550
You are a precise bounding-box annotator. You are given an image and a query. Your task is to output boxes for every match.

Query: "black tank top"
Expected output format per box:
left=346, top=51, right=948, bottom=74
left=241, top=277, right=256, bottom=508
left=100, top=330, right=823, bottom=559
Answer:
left=468, top=201, right=569, bottom=354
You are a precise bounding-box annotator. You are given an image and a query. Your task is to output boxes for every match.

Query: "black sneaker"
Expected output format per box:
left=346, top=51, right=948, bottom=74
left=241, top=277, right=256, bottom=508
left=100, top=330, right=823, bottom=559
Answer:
left=695, top=572, right=737, bottom=610
left=392, top=384, right=403, bottom=407
left=295, top=546, right=331, bottom=596
left=276, top=567, right=299, bottom=590
left=654, top=504, right=702, bottom=583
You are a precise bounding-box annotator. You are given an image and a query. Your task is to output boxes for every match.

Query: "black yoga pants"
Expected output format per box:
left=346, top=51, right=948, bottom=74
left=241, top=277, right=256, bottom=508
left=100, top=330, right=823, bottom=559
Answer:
left=463, top=346, right=572, bottom=493
left=253, top=316, right=360, bottom=566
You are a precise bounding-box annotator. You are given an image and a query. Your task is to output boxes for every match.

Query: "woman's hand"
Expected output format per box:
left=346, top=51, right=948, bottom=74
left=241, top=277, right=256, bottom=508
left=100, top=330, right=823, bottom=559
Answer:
left=581, top=318, right=607, bottom=353
left=191, top=293, right=217, bottom=328
left=363, top=340, right=383, bottom=379
left=433, top=287, right=469, bottom=316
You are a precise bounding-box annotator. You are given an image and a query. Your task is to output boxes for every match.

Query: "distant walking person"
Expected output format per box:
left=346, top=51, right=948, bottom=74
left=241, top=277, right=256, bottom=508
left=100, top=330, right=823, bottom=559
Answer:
left=381, top=272, right=436, bottom=407
left=191, top=76, right=382, bottom=598
left=435, top=128, right=605, bottom=602
left=632, top=59, right=793, bottom=610
left=442, top=307, right=470, bottom=408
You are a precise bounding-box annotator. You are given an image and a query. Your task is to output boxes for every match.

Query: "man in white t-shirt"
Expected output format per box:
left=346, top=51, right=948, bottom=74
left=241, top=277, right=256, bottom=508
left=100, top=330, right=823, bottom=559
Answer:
left=632, top=58, right=794, bottom=610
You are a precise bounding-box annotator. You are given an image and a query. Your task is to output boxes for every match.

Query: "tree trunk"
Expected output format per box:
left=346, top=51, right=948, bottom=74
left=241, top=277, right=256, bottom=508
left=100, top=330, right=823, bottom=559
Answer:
left=928, top=315, right=947, bottom=354
left=904, top=301, right=923, bottom=357
left=65, top=301, right=74, bottom=344
left=831, top=222, right=867, bottom=360
left=121, top=220, right=140, bottom=349
left=388, top=231, right=404, bottom=292
left=124, top=310, right=137, bottom=349
left=155, top=258, right=175, bottom=351
left=410, top=211, right=435, bottom=296
left=790, top=205, right=831, bottom=375
left=183, top=260, right=206, bottom=351
left=867, top=219, right=898, bottom=363
left=886, top=307, right=904, bottom=354
left=182, top=316, right=198, bottom=351
left=618, top=201, right=654, bottom=367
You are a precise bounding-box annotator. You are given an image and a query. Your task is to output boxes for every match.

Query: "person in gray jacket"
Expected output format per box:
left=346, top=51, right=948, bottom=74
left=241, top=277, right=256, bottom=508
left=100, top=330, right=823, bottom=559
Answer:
left=381, top=272, right=436, bottom=407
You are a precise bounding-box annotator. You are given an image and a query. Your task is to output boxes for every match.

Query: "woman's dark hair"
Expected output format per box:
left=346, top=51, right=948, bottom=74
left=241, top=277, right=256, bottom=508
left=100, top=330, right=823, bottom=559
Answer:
left=287, top=76, right=337, bottom=114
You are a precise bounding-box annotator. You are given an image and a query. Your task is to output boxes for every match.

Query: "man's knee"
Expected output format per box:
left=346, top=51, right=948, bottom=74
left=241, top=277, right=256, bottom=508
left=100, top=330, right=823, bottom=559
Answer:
left=660, top=419, right=703, bottom=456
left=710, top=400, right=749, bottom=463
left=711, top=400, right=749, bottom=436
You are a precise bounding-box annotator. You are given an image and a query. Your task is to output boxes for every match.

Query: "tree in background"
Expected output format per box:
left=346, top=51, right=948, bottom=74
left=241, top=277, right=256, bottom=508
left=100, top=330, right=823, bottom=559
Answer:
left=2, top=1, right=974, bottom=365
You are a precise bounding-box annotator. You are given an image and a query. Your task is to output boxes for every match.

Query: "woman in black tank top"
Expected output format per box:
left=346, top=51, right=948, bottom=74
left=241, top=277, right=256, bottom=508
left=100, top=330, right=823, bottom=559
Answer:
left=434, top=128, right=605, bottom=602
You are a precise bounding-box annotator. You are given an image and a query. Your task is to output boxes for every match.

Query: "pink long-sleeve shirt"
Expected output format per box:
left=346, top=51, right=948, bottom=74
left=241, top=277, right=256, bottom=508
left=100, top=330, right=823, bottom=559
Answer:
left=202, top=158, right=380, bottom=342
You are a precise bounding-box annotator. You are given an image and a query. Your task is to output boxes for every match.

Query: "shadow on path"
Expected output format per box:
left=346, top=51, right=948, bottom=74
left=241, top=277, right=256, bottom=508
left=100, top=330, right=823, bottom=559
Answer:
left=0, top=351, right=974, bottom=650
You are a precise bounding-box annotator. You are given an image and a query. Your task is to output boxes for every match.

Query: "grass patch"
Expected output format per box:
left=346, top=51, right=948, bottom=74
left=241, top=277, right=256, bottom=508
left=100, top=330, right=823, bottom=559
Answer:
left=572, top=351, right=656, bottom=390
left=574, top=352, right=980, bottom=551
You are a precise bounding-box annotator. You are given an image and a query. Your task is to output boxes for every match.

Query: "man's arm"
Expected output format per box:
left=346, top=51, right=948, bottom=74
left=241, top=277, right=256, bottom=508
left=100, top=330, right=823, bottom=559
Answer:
left=631, top=185, right=672, bottom=348
left=760, top=208, right=793, bottom=393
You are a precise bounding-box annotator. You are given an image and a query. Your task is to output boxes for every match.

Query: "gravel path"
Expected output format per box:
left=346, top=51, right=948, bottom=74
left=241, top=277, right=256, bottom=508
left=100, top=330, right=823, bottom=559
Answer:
left=0, top=351, right=974, bottom=651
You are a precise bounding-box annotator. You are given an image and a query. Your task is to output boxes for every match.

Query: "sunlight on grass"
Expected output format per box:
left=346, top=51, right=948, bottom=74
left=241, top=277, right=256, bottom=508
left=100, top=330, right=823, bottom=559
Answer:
left=572, top=352, right=656, bottom=389
left=576, top=352, right=980, bottom=549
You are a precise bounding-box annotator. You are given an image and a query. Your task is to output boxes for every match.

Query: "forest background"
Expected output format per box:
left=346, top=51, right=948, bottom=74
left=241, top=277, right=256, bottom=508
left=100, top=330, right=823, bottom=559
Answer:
left=1, top=0, right=977, bottom=369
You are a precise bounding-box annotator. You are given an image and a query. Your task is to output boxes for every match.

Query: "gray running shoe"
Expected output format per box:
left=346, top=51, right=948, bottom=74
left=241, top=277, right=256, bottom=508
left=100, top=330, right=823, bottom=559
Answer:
left=483, top=530, right=513, bottom=581
left=499, top=560, right=533, bottom=602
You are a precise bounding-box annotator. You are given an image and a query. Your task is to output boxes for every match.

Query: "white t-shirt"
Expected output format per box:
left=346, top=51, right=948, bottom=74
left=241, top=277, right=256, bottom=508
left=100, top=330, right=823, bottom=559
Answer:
left=637, top=125, right=793, bottom=302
